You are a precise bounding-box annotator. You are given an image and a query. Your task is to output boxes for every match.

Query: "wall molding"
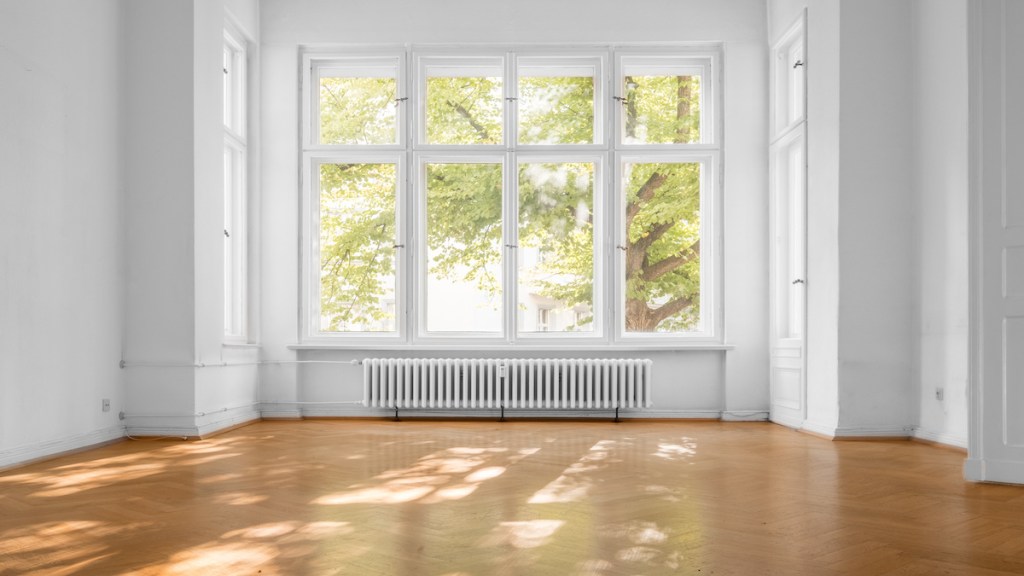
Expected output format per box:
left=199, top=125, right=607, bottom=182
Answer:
left=0, top=425, right=125, bottom=470
left=912, top=428, right=968, bottom=450
left=721, top=410, right=770, bottom=422
left=124, top=405, right=260, bottom=438
left=965, top=457, right=1024, bottom=484
left=770, top=413, right=804, bottom=429
left=832, top=425, right=914, bottom=439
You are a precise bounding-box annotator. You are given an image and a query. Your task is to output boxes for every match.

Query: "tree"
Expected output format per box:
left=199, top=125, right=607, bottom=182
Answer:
left=316, top=69, right=703, bottom=333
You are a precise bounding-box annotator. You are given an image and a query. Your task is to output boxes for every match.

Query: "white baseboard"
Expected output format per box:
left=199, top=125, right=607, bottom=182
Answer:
left=721, top=410, right=769, bottom=422
left=0, top=425, right=125, bottom=470
left=833, top=425, right=914, bottom=438
left=800, top=420, right=838, bottom=438
left=770, top=414, right=805, bottom=429
left=965, top=457, right=1024, bottom=485
left=800, top=422, right=915, bottom=440
left=912, top=428, right=968, bottom=449
left=125, top=405, right=260, bottom=438
left=197, top=408, right=260, bottom=437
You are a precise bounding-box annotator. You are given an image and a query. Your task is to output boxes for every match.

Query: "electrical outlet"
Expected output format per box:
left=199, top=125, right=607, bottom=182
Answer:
left=102, top=398, right=111, bottom=412
left=935, top=388, right=944, bottom=401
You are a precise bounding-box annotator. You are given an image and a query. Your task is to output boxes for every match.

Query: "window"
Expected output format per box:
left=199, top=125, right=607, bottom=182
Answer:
left=302, top=47, right=720, bottom=345
left=223, top=25, right=247, bottom=340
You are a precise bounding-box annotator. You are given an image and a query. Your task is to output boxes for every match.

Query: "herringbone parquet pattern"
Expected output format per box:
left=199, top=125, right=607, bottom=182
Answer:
left=1, top=421, right=1022, bottom=575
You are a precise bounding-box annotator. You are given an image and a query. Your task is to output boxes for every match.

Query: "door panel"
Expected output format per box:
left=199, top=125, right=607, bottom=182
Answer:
left=769, top=12, right=807, bottom=429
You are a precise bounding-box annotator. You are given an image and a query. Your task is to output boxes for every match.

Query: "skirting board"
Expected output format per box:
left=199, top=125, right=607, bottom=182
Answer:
left=965, top=458, right=1024, bottom=485
left=0, top=425, right=125, bottom=470
left=721, top=410, right=770, bottom=422
left=770, top=414, right=805, bottom=430
left=912, top=428, right=968, bottom=450
left=126, top=408, right=260, bottom=439
left=800, top=422, right=916, bottom=440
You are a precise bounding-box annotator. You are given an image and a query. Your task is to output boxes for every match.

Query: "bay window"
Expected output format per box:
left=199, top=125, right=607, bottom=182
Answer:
left=302, top=46, right=720, bottom=345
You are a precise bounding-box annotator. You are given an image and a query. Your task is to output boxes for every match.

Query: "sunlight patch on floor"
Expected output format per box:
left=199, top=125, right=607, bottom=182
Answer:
left=481, top=520, right=565, bottom=549
left=528, top=440, right=615, bottom=504
left=653, top=438, right=697, bottom=460
left=313, top=446, right=529, bottom=505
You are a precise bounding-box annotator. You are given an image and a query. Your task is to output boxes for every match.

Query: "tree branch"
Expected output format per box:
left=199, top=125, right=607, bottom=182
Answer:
left=448, top=100, right=491, bottom=141
left=625, top=172, right=667, bottom=227
left=648, top=294, right=694, bottom=327
left=639, top=240, right=700, bottom=282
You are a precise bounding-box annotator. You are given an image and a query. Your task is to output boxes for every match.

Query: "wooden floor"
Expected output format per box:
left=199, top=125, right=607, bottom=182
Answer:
left=1, top=421, right=1023, bottom=576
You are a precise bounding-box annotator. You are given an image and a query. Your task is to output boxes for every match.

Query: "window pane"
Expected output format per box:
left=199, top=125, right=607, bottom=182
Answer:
left=425, top=64, right=503, bottom=145
left=518, top=67, right=595, bottom=144
left=223, top=146, right=235, bottom=334
left=622, top=162, right=701, bottom=333
left=621, top=70, right=701, bottom=144
left=319, top=163, right=398, bottom=332
left=425, top=162, right=503, bottom=332
left=319, top=70, right=398, bottom=145
left=223, top=45, right=233, bottom=129
left=518, top=162, right=595, bottom=333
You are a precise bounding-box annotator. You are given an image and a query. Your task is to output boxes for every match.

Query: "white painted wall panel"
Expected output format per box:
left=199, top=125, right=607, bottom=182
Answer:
left=912, top=0, right=968, bottom=448
left=0, top=0, right=126, bottom=460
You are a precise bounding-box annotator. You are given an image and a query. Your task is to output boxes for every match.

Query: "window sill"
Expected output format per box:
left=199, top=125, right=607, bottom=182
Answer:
left=287, top=343, right=734, bottom=352
left=223, top=341, right=261, bottom=349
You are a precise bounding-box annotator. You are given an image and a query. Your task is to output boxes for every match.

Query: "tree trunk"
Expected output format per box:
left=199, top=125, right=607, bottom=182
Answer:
left=676, top=75, right=692, bottom=143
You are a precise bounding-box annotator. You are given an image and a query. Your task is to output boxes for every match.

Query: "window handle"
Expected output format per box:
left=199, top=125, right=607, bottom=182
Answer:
left=792, top=278, right=805, bottom=285
left=393, top=244, right=405, bottom=249
left=613, top=96, right=629, bottom=105
left=616, top=245, right=627, bottom=252
left=224, top=229, right=230, bottom=238
left=793, top=60, right=804, bottom=69
left=394, top=97, right=408, bottom=108
left=505, top=244, right=518, bottom=249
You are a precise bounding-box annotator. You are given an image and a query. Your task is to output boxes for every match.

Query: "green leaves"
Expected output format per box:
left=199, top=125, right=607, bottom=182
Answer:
left=313, top=58, right=706, bottom=335
left=624, top=162, right=702, bottom=332
left=426, top=76, right=503, bottom=145
left=319, top=163, right=397, bottom=332
left=518, top=76, right=594, bottom=145
left=319, top=77, right=397, bottom=145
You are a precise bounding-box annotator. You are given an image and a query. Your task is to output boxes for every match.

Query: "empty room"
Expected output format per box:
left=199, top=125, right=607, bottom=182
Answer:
left=2, top=0, right=1023, bottom=574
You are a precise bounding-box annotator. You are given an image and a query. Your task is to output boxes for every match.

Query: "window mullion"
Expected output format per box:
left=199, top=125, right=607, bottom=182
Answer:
left=505, top=51, right=517, bottom=343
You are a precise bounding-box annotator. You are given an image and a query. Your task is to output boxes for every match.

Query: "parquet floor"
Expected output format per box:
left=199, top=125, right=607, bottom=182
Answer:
left=1, top=421, right=1023, bottom=576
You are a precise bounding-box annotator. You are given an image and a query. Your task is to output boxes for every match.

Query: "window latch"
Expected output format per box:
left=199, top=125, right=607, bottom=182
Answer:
left=792, top=278, right=805, bottom=285
left=394, top=97, right=408, bottom=107
left=224, top=229, right=230, bottom=238
left=505, top=243, right=518, bottom=249
left=793, top=60, right=804, bottom=69
left=505, top=97, right=518, bottom=102
left=613, top=96, right=629, bottom=105
left=616, top=245, right=628, bottom=252
left=393, top=244, right=405, bottom=249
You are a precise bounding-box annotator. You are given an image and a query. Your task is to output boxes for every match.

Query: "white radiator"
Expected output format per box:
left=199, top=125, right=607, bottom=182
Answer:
left=362, top=358, right=652, bottom=410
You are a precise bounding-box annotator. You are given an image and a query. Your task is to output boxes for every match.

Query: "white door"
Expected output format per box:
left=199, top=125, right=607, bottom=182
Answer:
left=967, top=0, right=1024, bottom=484
left=769, top=14, right=807, bottom=429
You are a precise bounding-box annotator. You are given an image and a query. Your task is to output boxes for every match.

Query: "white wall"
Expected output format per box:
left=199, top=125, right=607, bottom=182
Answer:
left=911, top=0, right=968, bottom=448
left=769, top=0, right=923, bottom=438
left=259, top=0, right=769, bottom=418
left=0, top=0, right=126, bottom=466
left=835, top=0, right=916, bottom=434
left=123, top=0, right=260, bottom=437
